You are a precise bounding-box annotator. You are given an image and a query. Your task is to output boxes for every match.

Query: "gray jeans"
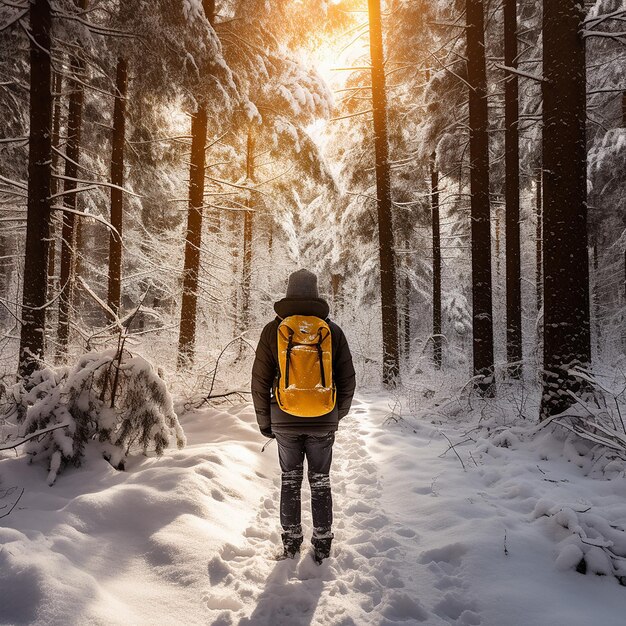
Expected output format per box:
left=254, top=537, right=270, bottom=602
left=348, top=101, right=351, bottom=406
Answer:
left=274, top=432, right=335, bottom=539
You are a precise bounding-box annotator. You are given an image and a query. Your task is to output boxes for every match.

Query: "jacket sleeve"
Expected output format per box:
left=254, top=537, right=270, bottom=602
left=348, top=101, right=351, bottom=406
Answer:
left=251, top=322, right=276, bottom=431
left=333, top=325, right=356, bottom=420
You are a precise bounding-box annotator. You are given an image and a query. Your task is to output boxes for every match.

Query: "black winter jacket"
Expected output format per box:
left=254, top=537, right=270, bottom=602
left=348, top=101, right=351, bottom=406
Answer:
left=251, top=312, right=356, bottom=434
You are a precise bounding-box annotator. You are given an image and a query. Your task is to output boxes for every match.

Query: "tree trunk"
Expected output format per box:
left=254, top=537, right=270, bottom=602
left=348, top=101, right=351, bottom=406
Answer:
left=540, top=0, right=591, bottom=419
left=56, top=0, right=87, bottom=360
left=331, top=273, right=341, bottom=313
left=367, top=0, right=399, bottom=385
left=431, top=152, right=442, bottom=370
left=19, top=0, right=53, bottom=378
left=494, top=203, right=501, bottom=276
left=240, top=128, right=255, bottom=335
left=177, top=108, right=208, bottom=368
left=107, top=58, right=128, bottom=320
left=46, top=70, right=63, bottom=340
left=623, top=249, right=626, bottom=352
left=231, top=210, right=240, bottom=340
left=402, top=267, right=411, bottom=364
left=504, top=0, right=522, bottom=378
left=592, top=245, right=600, bottom=357
left=467, top=0, right=494, bottom=394
left=203, top=0, right=218, bottom=239
left=536, top=168, right=542, bottom=312
left=268, top=219, right=273, bottom=252
left=48, top=71, right=62, bottom=288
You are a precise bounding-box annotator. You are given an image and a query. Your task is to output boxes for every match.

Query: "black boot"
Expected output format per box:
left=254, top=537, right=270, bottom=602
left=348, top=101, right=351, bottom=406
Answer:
left=311, top=534, right=333, bottom=564
left=280, top=531, right=303, bottom=559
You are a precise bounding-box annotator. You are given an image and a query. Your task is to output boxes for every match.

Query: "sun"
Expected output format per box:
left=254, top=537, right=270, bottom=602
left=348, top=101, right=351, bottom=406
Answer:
left=310, top=7, right=370, bottom=93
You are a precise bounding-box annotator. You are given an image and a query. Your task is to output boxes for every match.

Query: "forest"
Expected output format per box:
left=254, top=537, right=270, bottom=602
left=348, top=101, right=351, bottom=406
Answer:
left=1, top=0, right=626, bottom=624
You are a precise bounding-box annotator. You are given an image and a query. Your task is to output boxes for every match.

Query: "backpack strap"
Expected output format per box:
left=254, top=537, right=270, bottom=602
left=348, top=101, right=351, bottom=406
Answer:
left=316, top=328, right=326, bottom=387
left=285, top=328, right=294, bottom=388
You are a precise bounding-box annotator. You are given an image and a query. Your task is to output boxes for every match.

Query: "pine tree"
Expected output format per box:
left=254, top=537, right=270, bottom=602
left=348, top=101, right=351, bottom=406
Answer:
left=107, top=57, right=128, bottom=319
left=240, top=128, right=255, bottom=335
left=431, top=151, right=442, bottom=370
left=57, top=0, right=87, bottom=359
left=176, top=0, right=217, bottom=367
left=19, top=0, right=53, bottom=377
left=467, top=0, right=495, bottom=395
left=178, top=108, right=208, bottom=368
left=503, top=0, right=522, bottom=377
left=540, top=0, right=591, bottom=419
left=536, top=169, right=542, bottom=313
left=367, top=0, right=399, bottom=385
left=47, top=71, right=63, bottom=297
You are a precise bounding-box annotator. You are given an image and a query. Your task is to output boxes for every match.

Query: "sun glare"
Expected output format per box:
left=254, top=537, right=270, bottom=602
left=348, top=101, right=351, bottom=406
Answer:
left=312, top=13, right=369, bottom=92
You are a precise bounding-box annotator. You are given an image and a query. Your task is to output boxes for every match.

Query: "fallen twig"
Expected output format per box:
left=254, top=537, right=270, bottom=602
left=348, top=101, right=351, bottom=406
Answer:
left=439, top=431, right=466, bottom=471
left=0, top=486, right=24, bottom=519
left=194, top=336, right=256, bottom=409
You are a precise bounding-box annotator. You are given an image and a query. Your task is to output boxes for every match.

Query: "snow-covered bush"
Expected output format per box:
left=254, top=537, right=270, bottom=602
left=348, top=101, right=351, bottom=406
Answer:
left=533, top=499, right=626, bottom=585
left=1, top=350, right=186, bottom=485
left=545, top=367, right=626, bottom=471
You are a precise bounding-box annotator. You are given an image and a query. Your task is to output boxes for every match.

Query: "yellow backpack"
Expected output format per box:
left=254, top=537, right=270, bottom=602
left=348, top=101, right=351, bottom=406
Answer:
left=275, top=315, right=336, bottom=417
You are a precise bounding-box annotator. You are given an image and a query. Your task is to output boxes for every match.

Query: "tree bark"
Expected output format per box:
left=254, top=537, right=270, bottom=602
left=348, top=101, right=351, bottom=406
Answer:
left=504, top=0, right=522, bottom=378
left=178, top=108, right=208, bottom=368
left=231, top=210, right=240, bottom=340
left=402, top=266, right=411, bottom=363
left=467, top=0, right=494, bottom=394
left=56, top=0, right=87, bottom=360
left=203, top=0, right=219, bottom=239
left=623, top=249, right=626, bottom=352
left=540, top=0, right=591, bottom=419
left=494, top=203, right=501, bottom=276
left=48, top=71, right=62, bottom=289
left=19, top=0, right=53, bottom=378
left=368, top=0, right=399, bottom=385
left=536, top=169, right=542, bottom=312
left=331, top=273, right=341, bottom=313
left=107, top=57, right=128, bottom=320
left=592, top=245, right=600, bottom=356
left=431, top=152, right=442, bottom=370
left=240, top=128, right=255, bottom=334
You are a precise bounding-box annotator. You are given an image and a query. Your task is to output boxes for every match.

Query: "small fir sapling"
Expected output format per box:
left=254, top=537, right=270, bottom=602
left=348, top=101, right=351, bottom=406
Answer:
left=5, top=351, right=185, bottom=485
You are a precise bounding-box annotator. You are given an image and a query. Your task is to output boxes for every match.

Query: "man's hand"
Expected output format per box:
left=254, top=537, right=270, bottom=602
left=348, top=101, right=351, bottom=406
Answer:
left=260, top=427, right=275, bottom=439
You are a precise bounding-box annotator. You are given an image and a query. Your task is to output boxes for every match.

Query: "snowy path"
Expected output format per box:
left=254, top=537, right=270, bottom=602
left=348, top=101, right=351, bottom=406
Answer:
left=205, top=398, right=428, bottom=625
left=202, top=396, right=626, bottom=626
left=3, top=395, right=626, bottom=625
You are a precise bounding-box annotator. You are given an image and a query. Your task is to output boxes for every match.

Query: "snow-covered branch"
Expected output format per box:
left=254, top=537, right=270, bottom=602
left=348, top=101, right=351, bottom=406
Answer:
left=0, top=422, right=71, bottom=451
left=51, top=174, right=141, bottom=198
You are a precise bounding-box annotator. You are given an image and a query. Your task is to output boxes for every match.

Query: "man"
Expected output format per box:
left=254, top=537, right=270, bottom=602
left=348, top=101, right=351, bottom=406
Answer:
left=251, top=269, right=356, bottom=563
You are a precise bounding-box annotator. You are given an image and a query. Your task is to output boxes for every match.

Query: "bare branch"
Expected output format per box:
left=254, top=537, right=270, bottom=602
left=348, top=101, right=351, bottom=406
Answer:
left=329, top=108, right=374, bottom=122
left=0, top=136, right=28, bottom=144
left=496, top=63, right=545, bottom=83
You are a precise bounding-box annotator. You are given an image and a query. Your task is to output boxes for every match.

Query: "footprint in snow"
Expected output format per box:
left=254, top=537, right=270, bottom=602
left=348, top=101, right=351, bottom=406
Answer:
left=204, top=410, right=433, bottom=625
left=419, top=542, right=482, bottom=624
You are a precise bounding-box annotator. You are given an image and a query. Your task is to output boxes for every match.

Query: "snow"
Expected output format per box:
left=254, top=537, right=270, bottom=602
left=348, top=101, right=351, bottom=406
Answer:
left=2, top=395, right=626, bottom=625
left=182, top=0, right=204, bottom=24
left=243, top=101, right=262, bottom=124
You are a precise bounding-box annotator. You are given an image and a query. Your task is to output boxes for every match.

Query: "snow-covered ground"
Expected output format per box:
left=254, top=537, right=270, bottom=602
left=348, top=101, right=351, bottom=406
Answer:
left=2, top=395, right=626, bottom=625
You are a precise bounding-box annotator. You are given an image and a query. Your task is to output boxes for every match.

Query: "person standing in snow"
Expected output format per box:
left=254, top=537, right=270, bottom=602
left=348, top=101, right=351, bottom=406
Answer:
left=251, top=269, right=356, bottom=563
